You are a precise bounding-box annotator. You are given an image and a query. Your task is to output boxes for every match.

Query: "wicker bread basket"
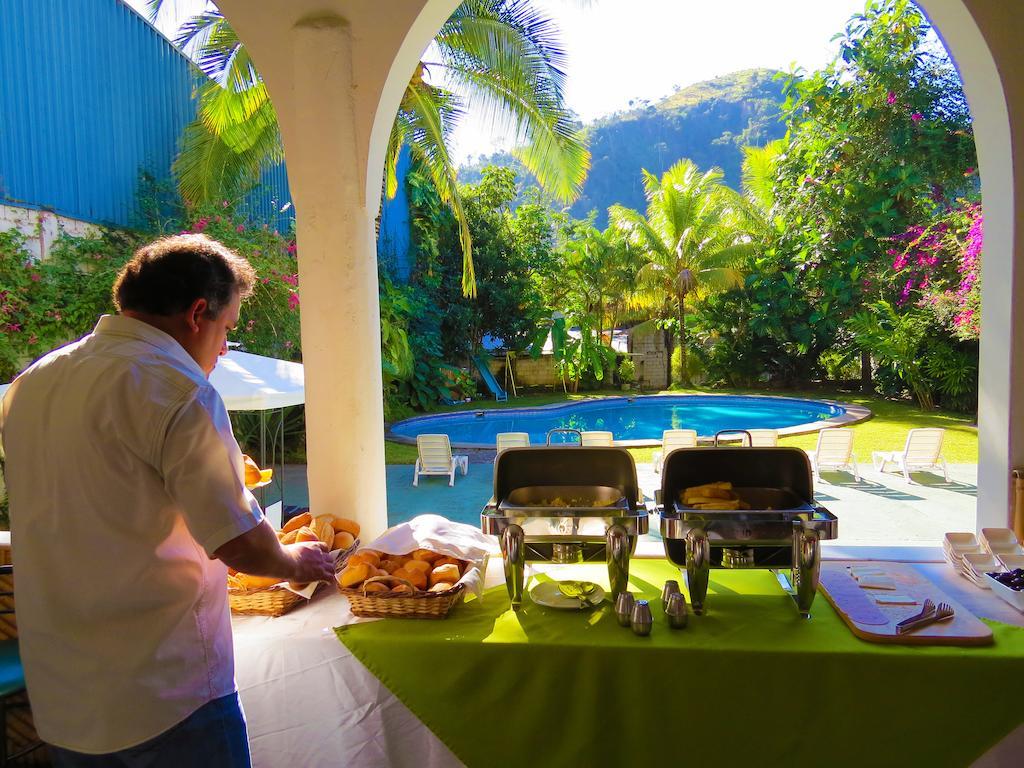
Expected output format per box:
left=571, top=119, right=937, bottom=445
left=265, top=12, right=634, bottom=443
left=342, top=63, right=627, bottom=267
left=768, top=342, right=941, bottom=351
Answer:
left=339, top=575, right=467, bottom=619
left=229, top=540, right=358, bottom=617
left=228, top=584, right=314, bottom=617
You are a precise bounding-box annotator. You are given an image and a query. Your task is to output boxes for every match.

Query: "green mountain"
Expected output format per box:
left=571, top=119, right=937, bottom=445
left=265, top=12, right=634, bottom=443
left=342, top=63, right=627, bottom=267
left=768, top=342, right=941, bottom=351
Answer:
left=459, top=68, right=788, bottom=227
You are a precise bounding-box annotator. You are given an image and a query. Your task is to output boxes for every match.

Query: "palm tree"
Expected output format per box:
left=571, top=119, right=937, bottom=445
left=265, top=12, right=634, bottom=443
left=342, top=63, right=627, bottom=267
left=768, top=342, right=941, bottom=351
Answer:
left=608, top=159, right=754, bottom=384
left=148, top=0, right=590, bottom=298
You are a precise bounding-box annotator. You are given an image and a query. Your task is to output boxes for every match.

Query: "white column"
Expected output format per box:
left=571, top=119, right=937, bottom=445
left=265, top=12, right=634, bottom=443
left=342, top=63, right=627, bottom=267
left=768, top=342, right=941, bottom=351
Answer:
left=290, top=15, right=388, bottom=539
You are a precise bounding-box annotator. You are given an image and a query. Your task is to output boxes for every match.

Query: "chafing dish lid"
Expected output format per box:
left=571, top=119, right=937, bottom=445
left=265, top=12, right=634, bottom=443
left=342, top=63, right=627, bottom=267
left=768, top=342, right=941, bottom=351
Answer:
left=662, top=446, right=814, bottom=507
left=493, top=446, right=639, bottom=507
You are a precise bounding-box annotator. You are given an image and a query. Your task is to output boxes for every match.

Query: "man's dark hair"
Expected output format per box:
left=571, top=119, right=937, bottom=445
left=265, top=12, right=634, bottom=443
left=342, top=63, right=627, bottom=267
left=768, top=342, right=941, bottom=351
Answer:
left=113, top=234, right=257, bottom=317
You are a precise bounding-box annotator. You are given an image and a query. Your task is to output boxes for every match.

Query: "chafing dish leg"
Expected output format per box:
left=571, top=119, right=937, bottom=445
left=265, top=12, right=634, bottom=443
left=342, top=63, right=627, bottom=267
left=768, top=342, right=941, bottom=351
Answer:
left=791, top=525, right=821, bottom=619
left=685, top=528, right=710, bottom=615
left=606, top=524, right=630, bottom=600
left=500, top=524, right=525, bottom=609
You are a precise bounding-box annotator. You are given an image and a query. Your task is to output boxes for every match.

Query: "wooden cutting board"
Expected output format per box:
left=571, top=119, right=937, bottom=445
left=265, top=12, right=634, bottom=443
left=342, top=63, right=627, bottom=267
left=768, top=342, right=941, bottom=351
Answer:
left=819, top=562, right=993, bottom=645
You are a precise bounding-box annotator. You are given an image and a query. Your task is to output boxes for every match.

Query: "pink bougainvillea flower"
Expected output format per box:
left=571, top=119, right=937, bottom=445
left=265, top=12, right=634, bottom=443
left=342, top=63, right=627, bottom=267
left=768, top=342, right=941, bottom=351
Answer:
left=288, top=291, right=300, bottom=311
left=910, top=112, right=923, bottom=123
left=887, top=91, right=897, bottom=105
left=27, top=334, right=37, bottom=345
left=236, top=225, right=245, bottom=233
left=964, top=167, right=976, bottom=176
left=286, top=243, right=297, bottom=255
left=284, top=340, right=294, bottom=350
left=246, top=319, right=256, bottom=331
left=222, top=200, right=230, bottom=208
left=29, top=272, right=41, bottom=282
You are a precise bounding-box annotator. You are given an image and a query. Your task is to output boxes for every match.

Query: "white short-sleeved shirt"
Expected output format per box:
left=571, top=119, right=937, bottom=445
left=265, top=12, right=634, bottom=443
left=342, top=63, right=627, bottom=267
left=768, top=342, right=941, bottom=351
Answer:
left=0, top=315, right=263, bottom=753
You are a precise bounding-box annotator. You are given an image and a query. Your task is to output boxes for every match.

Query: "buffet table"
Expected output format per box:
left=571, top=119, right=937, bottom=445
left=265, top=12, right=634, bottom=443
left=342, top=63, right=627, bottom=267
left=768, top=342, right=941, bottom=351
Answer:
left=233, top=558, right=1024, bottom=768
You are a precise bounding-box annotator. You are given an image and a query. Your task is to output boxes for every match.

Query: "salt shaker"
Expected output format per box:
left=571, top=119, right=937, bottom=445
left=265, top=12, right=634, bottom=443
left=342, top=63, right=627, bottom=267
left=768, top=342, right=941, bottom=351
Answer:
left=661, top=580, right=681, bottom=613
left=614, top=591, right=635, bottom=627
left=630, top=599, right=653, bottom=636
left=665, top=592, right=689, bottom=629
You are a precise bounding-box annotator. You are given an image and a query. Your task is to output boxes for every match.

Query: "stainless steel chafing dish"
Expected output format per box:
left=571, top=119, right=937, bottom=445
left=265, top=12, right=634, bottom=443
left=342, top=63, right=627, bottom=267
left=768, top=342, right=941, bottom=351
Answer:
left=482, top=442, right=649, bottom=607
left=658, top=440, right=838, bottom=618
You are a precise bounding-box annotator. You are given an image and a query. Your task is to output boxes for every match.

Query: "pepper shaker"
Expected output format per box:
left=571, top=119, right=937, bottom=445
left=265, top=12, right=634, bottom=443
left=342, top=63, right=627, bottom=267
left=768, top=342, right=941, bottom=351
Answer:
left=665, top=592, right=689, bottom=629
left=630, top=599, right=653, bottom=636
left=661, top=580, right=681, bottom=613
left=614, top=591, right=635, bottom=627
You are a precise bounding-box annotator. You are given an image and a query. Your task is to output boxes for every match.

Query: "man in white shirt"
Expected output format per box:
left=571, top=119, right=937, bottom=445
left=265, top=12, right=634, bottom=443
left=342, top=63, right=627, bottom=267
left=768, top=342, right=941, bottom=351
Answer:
left=0, top=234, right=335, bottom=767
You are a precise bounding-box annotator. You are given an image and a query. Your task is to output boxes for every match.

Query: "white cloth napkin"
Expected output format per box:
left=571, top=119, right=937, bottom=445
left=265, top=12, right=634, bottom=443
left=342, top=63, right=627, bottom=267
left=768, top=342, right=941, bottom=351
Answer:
left=363, top=514, right=500, bottom=599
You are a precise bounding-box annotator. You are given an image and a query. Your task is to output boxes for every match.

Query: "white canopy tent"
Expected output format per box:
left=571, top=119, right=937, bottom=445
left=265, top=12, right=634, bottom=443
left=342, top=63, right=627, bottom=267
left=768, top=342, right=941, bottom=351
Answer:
left=210, top=350, right=305, bottom=411
left=210, top=350, right=306, bottom=524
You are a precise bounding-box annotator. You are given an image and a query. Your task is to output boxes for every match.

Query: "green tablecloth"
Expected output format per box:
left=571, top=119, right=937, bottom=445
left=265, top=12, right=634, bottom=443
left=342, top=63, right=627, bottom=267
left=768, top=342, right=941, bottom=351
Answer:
left=336, top=560, right=1024, bottom=767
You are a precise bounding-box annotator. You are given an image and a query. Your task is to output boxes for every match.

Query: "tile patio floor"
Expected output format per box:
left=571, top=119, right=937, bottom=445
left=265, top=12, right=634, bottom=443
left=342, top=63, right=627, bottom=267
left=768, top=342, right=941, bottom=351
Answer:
left=275, top=460, right=978, bottom=548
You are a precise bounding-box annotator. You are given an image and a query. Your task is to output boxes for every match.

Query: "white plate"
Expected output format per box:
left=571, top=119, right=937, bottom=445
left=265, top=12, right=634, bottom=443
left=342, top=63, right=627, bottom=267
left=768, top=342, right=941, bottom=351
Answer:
left=998, top=554, right=1024, bottom=571
left=530, top=581, right=606, bottom=610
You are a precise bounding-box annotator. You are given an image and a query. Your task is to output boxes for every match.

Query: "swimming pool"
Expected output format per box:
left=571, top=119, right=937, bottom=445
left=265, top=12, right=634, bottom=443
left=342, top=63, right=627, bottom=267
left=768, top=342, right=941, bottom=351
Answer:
left=388, top=395, right=864, bottom=448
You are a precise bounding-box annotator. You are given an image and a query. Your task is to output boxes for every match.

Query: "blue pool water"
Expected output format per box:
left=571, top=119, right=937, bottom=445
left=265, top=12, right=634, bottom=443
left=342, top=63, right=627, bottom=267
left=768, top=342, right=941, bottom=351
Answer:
left=389, top=395, right=844, bottom=447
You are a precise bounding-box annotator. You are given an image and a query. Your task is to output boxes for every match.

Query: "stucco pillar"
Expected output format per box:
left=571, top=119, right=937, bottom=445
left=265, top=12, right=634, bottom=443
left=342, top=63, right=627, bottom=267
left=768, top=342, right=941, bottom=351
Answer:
left=923, top=0, right=1023, bottom=530
left=289, top=15, right=388, bottom=538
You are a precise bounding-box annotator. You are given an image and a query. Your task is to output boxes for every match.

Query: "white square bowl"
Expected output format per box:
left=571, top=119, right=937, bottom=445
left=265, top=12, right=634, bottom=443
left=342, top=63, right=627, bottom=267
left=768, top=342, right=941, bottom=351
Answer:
left=985, top=572, right=1024, bottom=612
left=997, top=554, right=1024, bottom=571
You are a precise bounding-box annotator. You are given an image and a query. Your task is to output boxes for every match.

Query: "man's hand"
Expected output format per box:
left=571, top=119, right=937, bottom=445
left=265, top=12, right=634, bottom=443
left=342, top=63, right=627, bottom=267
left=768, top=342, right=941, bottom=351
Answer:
left=215, top=520, right=335, bottom=584
left=284, top=540, right=336, bottom=583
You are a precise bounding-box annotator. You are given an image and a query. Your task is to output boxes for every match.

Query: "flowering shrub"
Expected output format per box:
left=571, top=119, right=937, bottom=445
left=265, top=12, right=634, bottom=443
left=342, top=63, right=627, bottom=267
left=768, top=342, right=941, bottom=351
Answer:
left=888, top=201, right=981, bottom=340
left=0, top=202, right=301, bottom=383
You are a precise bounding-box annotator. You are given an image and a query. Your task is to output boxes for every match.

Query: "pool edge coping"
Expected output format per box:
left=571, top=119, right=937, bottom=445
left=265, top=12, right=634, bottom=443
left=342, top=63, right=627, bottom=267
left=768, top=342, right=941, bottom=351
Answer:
left=386, top=393, right=874, bottom=449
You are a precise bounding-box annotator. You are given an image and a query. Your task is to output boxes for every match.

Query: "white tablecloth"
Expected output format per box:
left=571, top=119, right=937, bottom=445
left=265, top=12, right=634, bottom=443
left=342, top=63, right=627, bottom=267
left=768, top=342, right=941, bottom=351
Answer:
left=232, top=558, right=1024, bottom=768
left=232, top=589, right=463, bottom=768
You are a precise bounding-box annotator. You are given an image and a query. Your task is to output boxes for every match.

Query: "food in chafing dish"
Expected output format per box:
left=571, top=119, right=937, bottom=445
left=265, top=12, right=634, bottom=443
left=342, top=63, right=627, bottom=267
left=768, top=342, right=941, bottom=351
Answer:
left=533, top=496, right=618, bottom=508
left=680, top=481, right=751, bottom=510
left=337, top=548, right=469, bottom=594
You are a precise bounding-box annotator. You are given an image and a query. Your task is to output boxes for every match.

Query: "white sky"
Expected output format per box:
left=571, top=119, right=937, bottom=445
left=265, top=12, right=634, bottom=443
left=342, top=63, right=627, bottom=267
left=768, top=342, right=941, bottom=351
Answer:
left=448, top=0, right=869, bottom=163
left=129, top=0, right=883, bottom=164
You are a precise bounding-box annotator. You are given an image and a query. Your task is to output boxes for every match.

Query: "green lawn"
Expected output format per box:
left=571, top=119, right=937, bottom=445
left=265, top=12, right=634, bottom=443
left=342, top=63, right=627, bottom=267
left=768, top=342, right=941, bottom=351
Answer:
left=384, top=387, right=978, bottom=465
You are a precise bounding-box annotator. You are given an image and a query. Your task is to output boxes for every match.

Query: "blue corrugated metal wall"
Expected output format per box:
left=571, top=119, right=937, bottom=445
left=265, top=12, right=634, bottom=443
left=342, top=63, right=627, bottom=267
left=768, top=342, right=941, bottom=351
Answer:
left=378, top=147, right=413, bottom=281
left=0, top=0, right=293, bottom=231
left=0, top=0, right=412, bottom=265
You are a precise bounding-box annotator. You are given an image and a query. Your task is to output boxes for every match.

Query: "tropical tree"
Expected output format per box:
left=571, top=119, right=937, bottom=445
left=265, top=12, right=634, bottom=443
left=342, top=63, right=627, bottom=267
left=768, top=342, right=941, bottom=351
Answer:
left=148, top=0, right=589, bottom=298
left=608, top=159, right=754, bottom=383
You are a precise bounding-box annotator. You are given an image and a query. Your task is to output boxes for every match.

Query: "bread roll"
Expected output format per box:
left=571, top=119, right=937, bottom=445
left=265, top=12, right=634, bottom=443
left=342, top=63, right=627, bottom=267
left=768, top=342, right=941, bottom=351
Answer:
left=379, top=558, right=404, bottom=574
left=295, top=526, right=320, bottom=544
left=411, top=549, right=441, bottom=564
left=282, top=512, right=312, bottom=534
left=429, top=563, right=461, bottom=587
left=429, top=582, right=454, bottom=592
left=364, top=581, right=390, bottom=593
left=279, top=529, right=299, bottom=545
left=339, top=562, right=370, bottom=588
left=349, top=550, right=381, bottom=568
left=392, top=567, right=427, bottom=590
left=433, top=556, right=461, bottom=570
left=310, top=517, right=335, bottom=546
left=330, top=517, right=361, bottom=537
left=332, top=531, right=355, bottom=551
left=391, top=583, right=415, bottom=595
left=402, top=559, right=432, bottom=575
left=237, top=573, right=282, bottom=590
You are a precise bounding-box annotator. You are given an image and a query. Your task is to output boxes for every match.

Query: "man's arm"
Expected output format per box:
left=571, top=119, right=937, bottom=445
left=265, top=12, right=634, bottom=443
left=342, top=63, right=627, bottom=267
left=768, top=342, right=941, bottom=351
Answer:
left=214, top=520, right=336, bottom=583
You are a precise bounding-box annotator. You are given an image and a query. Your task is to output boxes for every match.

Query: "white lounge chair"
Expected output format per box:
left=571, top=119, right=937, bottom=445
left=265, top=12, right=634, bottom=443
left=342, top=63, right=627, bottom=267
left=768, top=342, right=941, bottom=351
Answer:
left=808, top=428, right=859, bottom=482
left=413, top=434, right=468, bottom=487
left=747, top=429, right=779, bottom=447
left=653, top=429, right=698, bottom=473
left=580, top=431, right=614, bottom=446
left=872, top=428, right=948, bottom=483
left=496, top=432, right=530, bottom=453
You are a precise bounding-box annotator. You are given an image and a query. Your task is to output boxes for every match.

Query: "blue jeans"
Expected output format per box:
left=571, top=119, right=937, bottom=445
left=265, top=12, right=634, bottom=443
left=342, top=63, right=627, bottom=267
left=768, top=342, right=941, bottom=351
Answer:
left=48, top=692, right=251, bottom=768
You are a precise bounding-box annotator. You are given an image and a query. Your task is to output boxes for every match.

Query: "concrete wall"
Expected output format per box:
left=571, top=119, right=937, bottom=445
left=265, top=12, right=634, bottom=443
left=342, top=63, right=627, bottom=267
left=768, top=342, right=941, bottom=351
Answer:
left=630, top=328, right=668, bottom=390
left=0, top=204, right=98, bottom=261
